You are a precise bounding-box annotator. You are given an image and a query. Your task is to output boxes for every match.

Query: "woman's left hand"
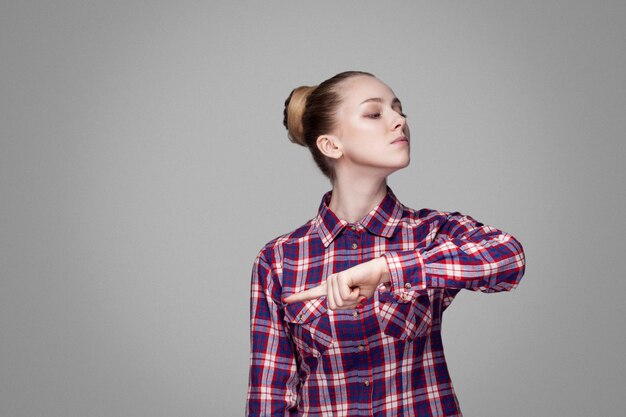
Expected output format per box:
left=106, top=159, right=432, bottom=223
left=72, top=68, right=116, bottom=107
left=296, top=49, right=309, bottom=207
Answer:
left=283, top=257, right=390, bottom=310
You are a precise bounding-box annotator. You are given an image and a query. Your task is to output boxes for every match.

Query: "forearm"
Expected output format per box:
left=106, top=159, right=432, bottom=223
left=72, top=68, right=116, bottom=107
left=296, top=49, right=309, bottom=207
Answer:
left=382, top=216, right=526, bottom=294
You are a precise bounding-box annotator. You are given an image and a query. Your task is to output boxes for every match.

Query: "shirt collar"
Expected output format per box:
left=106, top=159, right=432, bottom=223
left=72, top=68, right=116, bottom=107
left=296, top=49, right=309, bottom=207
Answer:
left=314, top=186, right=405, bottom=247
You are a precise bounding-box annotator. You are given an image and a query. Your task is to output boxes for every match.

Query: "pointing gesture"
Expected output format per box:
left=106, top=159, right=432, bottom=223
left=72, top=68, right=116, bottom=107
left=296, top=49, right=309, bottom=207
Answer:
left=283, top=257, right=391, bottom=310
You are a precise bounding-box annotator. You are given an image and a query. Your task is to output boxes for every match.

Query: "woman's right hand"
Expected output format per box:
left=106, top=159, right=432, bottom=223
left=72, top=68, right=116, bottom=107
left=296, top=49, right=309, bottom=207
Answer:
left=283, top=257, right=391, bottom=310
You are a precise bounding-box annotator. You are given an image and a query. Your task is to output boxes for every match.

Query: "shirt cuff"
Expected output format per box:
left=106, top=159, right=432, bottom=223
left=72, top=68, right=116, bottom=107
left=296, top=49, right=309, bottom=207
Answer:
left=382, top=251, right=427, bottom=300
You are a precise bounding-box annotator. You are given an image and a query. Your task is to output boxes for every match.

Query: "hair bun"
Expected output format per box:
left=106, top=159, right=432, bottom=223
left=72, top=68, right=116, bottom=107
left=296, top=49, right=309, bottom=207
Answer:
left=283, top=85, right=316, bottom=146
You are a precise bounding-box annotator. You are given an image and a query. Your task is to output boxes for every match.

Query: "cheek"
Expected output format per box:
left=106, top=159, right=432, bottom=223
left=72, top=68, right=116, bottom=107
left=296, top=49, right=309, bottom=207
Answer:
left=345, top=116, right=381, bottom=134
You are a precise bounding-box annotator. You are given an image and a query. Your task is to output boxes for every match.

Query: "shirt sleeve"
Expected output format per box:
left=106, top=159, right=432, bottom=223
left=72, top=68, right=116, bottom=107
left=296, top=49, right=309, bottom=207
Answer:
left=246, top=250, right=300, bottom=417
left=382, top=212, right=526, bottom=297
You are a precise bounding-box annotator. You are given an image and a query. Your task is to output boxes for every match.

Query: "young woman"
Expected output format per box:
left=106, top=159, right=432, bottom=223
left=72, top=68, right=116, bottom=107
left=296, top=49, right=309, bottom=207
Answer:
left=247, top=71, right=526, bottom=416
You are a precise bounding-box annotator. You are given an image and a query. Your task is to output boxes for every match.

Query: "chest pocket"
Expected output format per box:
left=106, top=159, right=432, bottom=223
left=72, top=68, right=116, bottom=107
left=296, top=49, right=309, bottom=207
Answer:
left=377, top=290, right=433, bottom=341
left=283, top=299, right=333, bottom=358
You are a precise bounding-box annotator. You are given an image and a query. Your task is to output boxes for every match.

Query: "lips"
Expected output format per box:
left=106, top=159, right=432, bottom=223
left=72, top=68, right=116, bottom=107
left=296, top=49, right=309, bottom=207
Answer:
left=392, top=135, right=409, bottom=144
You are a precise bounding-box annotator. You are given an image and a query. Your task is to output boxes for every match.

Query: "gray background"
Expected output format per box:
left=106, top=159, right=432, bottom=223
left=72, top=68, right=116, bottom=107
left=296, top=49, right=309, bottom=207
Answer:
left=1, top=1, right=624, bottom=416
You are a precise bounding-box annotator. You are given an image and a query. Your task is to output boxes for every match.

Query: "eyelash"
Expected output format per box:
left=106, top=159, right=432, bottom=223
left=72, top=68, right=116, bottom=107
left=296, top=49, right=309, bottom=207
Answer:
left=366, top=111, right=407, bottom=119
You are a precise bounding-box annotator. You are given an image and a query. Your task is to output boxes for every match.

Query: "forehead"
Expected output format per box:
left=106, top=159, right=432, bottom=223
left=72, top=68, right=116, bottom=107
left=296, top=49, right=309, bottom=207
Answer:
left=339, top=76, right=397, bottom=104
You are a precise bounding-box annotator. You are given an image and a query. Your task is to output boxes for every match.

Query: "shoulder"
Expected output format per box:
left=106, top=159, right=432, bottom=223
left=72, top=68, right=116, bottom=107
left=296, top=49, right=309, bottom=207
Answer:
left=399, top=204, right=490, bottom=242
left=395, top=204, right=486, bottom=235
left=255, top=218, right=318, bottom=264
left=396, top=204, right=453, bottom=227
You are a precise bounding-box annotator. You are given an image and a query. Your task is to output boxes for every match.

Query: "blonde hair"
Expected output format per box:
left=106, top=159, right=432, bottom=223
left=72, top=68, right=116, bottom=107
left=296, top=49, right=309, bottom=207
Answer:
left=283, top=71, right=374, bottom=179
left=284, top=86, right=316, bottom=146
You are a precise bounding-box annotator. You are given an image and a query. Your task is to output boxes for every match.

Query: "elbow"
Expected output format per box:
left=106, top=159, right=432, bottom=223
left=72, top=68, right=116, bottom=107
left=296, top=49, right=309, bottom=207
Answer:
left=509, top=233, right=526, bottom=285
left=489, top=233, right=526, bottom=292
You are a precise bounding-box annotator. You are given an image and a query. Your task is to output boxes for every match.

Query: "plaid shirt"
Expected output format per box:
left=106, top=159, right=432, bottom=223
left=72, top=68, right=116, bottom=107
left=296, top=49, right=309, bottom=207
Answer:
left=247, top=188, right=525, bottom=416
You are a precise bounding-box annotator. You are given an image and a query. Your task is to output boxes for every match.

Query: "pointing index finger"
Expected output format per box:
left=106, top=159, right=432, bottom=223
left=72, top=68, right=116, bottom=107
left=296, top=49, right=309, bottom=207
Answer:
left=283, top=282, right=327, bottom=304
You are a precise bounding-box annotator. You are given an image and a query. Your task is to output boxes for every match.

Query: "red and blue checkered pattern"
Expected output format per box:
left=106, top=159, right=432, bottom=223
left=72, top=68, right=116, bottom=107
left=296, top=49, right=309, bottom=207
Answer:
left=247, top=188, right=525, bottom=416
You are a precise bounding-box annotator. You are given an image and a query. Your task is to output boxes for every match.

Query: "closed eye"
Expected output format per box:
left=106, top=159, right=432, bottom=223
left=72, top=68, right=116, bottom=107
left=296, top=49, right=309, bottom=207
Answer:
left=393, top=107, right=406, bottom=118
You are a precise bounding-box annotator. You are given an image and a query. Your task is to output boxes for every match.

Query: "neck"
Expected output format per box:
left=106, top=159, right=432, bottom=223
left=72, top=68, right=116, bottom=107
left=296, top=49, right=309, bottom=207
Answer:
left=329, top=174, right=388, bottom=223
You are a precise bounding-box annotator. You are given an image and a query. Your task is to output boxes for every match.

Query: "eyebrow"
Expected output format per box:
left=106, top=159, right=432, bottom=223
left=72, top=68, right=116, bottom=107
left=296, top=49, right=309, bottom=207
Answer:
left=360, top=97, right=402, bottom=106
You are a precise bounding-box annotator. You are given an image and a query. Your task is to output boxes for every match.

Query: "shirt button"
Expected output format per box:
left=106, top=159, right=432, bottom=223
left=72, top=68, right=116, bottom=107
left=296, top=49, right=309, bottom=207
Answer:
left=357, top=344, right=366, bottom=351
left=363, top=380, right=370, bottom=387
left=350, top=225, right=357, bottom=231
left=351, top=243, right=358, bottom=250
left=352, top=310, right=359, bottom=318
left=404, top=283, right=411, bottom=289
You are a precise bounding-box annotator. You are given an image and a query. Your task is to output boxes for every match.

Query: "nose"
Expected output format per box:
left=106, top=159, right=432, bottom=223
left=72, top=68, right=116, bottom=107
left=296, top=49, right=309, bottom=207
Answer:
left=392, top=113, right=406, bottom=131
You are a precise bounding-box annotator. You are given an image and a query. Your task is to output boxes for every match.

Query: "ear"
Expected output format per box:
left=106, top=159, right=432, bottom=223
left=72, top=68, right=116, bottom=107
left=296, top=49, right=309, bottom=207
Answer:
left=316, top=135, right=343, bottom=160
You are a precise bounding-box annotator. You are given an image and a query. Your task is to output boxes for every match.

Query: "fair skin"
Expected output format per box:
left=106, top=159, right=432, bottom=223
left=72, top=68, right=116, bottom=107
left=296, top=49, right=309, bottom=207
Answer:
left=283, top=75, right=411, bottom=310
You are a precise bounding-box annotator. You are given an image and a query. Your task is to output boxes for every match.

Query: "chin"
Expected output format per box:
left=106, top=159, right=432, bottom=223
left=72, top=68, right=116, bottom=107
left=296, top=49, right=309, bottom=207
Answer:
left=397, top=155, right=411, bottom=169
left=384, top=159, right=410, bottom=176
